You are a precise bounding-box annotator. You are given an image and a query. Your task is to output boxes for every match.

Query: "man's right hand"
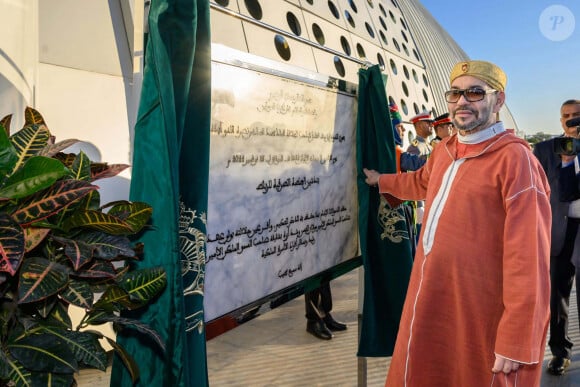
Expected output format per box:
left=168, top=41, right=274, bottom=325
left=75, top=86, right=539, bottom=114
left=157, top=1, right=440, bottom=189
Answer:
left=363, top=168, right=380, bottom=186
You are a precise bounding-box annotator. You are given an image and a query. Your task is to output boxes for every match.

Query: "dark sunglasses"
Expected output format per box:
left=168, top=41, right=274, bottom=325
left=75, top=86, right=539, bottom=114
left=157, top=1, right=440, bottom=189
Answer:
left=445, top=88, right=497, bottom=103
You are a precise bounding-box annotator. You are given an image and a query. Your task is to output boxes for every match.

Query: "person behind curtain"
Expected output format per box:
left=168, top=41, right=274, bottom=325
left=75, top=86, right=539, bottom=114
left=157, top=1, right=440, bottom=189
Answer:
left=304, top=282, right=347, bottom=340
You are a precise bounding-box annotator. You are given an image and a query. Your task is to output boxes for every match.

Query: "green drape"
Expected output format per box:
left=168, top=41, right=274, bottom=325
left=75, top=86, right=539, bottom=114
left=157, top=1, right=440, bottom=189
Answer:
left=110, top=0, right=210, bottom=385
left=356, top=65, right=413, bottom=357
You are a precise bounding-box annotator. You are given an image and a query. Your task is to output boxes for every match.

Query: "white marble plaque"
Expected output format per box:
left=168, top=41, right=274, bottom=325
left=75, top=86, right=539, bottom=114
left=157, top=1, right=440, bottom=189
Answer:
left=205, top=61, right=359, bottom=321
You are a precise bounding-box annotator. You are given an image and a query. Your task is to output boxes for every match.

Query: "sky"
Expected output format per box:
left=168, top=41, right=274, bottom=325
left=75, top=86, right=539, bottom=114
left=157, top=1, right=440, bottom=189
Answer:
left=419, top=0, right=580, bottom=135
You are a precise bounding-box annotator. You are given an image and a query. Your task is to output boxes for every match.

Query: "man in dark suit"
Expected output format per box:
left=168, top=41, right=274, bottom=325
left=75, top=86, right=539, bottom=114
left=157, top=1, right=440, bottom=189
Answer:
left=533, top=99, right=580, bottom=375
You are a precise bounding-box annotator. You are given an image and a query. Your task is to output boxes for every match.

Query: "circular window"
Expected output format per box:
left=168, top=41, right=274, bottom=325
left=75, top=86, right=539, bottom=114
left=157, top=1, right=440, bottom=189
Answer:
left=312, top=23, right=325, bottom=45
left=274, top=35, right=291, bottom=61
left=400, top=18, right=407, bottom=30
left=367, top=0, right=374, bottom=8
left=215, top=0, right=229, bottom=6
left=334, top=56, right=346, bottom=77
left=403, top=65, right=409, bottom=79
left=356, top=43, right=366, bottom=59
left=305, top=0, right=313, bottom=4
left=365, top=22, right=375, bottom=38
left=244, top=0, right=263, bottom=20
left=379, top=30, right=388, bottom=45
left=401, top=30, right=408, bottom=42
left=379, top=16, right=387, bottom=30
left=413, top=103, right=419, bottom=114
left=400, top=99, right=408, bottom=115
left=402, top=43, right=409, bottom=56
left=348, top=0, right=358, bottom=13
left=389, top=96, right=395, bottom=106
left=389, top=10, right=396, bottom=23
left=390, top=59, right=397, bottom=75
left=413, top=49, right=420, bottom=61
left=402, top=81, right=409, bottom=97
left=287, top=12, right=301, bottom=36
left=422, top=74, right=429, bottom=87
left=377, top=54, right=385, bottom=70
left=412, top=69, right=418, bottom=82
left=328, top=1, right=340, bottom=19
left=423, top=89, right=429, bottom=102
left=391, top=0, right=399, bottom=8
left=345, top=10, right=355, bottom=28
left=379, top=3, right=386, bottom=17
left=340, top=36, right=351, bottom=56
left=392, top=38, right=400, bottom=52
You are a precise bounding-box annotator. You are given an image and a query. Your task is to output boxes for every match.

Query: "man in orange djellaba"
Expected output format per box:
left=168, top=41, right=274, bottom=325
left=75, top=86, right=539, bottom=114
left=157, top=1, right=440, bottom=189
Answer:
left=363, top=60, right=551, bottom=386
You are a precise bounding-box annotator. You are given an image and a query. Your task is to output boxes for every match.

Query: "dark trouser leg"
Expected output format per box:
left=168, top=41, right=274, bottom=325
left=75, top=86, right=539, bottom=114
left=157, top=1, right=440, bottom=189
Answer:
left=305, top=282, right=332, bottom=320
left=549, top=221, right=578, bottom=358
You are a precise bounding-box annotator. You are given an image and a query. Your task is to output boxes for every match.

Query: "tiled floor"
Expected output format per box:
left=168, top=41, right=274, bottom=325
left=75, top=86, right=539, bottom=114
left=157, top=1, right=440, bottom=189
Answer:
left=207, top=268, right=580, bottom=387
left=78, top=267, right=580, bottom=386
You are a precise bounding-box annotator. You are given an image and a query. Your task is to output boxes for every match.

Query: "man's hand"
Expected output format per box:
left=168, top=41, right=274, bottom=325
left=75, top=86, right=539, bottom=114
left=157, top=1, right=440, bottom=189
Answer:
left=363, top=168, right=380, bottom=186
left=492, top=355, right=520, bottom=374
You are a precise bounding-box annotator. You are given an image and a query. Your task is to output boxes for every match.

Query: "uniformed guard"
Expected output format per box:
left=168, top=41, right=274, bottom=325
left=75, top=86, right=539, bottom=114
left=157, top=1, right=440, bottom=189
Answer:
left=407, top=111, right=434, bottom=158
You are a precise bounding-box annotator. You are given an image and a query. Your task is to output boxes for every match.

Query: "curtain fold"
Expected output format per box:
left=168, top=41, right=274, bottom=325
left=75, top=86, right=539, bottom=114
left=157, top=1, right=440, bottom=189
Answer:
left=110, top=0, right=210, bottom=385
left=356, top=65, right=413, bottom=357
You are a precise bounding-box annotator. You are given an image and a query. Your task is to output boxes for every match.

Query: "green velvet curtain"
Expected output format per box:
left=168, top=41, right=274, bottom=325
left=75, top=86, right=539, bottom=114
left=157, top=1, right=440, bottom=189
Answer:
left=110, top=0, right=210, bottom=385
left=356, top=65, right=413, bottom=357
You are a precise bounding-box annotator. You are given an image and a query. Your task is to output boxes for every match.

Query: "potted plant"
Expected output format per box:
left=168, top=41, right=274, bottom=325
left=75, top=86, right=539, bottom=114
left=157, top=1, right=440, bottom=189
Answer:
left=0, top=107, right=167, bottom=386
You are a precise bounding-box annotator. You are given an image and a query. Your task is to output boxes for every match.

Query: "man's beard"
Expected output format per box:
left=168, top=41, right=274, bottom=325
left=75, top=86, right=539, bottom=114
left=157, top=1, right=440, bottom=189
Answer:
left=452, top=105, right=491, bottom=131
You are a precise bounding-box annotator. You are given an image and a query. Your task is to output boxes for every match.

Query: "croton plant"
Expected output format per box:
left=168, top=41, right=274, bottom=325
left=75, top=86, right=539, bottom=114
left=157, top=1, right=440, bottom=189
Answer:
left=0, top=107, right=166, bottom=386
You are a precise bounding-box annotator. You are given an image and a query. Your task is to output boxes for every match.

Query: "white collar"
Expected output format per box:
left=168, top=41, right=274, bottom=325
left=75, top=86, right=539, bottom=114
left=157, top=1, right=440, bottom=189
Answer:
left=457, top=122, right=506, bottom=144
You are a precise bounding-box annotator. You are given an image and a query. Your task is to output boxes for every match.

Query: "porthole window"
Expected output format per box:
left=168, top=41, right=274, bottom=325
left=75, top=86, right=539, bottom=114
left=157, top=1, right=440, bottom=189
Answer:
left=340, top=36, right=351, bottom=56
left=328, top=1, right=340, bottom=19
left=286, top=12, right=301, bottom=36
left=422, top=74, right=429, bottom=87
left=274, top=35, right=291, bottom=61
left=379, top=16, right=387, bottom=30
left=413, top=49, right=420, bottom=61
left=402, top=43, right=409, bottom=56
left=379, top=30, right=388, bottom=45
left=305, top=0, right=313, bottom=4
left=215, top=0, right=229, bottom=6
left=389, top=10, right=396, bottom=23
left=402, top=81, right=409, bottom=97
left=403, top=65, right=409, bottom=80
left=413, top=103, right=419, bottom=114
left=244, top=0, right=262, bottom=20
left=356, top=43, right=366, bottom=59
left=366, top=0, right=374, bottom=9
left=401, top=30, right=408, bottom=42
left=334, top=56, right=346, bottom=77
left=423, top=89, right=429, bottom=102
left=379, top=3, right=386, bottom=17
left=377, top=54, right=385, bottom=70
left=400, top=99, right=408, bottom=115
left=345, top=10, right=355, bottom=28
left=392, top=38, right=400, bottom=52
left=365, top=22, right=375, bottom=38
left=348, top=0, right=358, bottom=13
left=400, top=18, right=407, bottom=30
left=412, top=69, right=418, bottom=82
left=390, top=59, right=397, bottom=75
left=312, top=23, right=325, bottom=45
left=391, top=0, right=399, bottom=8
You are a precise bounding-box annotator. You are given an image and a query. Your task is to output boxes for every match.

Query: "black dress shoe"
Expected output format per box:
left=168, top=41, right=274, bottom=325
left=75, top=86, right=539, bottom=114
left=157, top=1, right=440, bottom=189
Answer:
left=547, top=356, right=571, bottom=375
left=306, top=320, right=333, bottom=340
left=323, top=314, right=347, bottom=331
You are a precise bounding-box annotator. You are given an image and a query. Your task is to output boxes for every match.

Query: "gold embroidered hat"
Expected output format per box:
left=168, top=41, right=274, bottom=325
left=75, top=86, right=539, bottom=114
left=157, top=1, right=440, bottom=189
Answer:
left=449, top=60, right=507, bottom=92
